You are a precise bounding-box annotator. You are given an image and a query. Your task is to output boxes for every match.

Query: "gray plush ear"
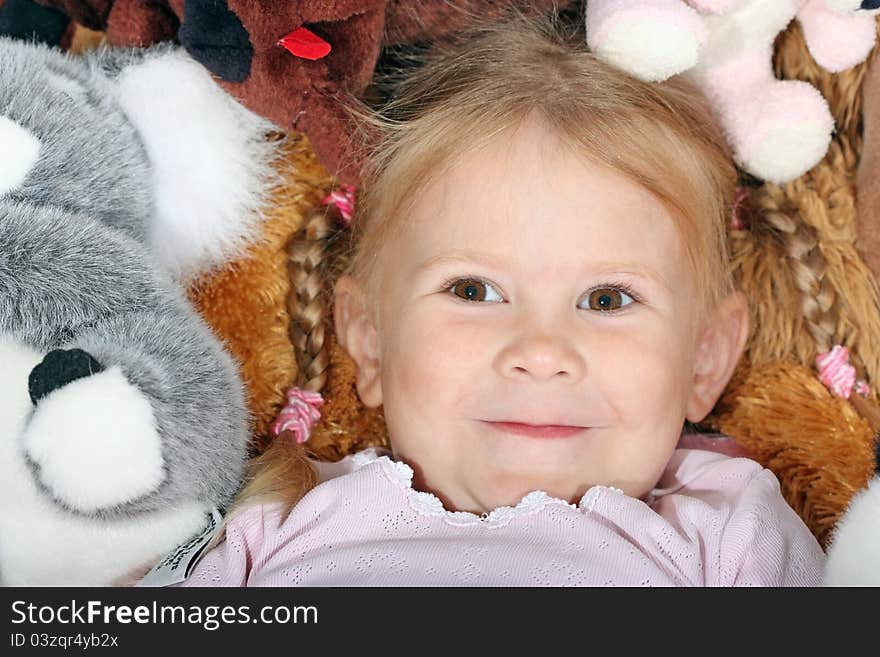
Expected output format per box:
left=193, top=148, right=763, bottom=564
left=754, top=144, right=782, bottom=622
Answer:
left=0, top=115, right=40, bottom=196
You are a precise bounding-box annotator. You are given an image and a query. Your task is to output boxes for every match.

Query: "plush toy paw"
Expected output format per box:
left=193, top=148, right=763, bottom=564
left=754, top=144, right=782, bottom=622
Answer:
left=799, top=0, right=879, bottom=73
left=21, top=363, right=165, bottom=514
left=587, top=0, right=707, bottom=82
left=825, top=476, right=880, bottom=585
left=734, top=81, right=834, bottom=183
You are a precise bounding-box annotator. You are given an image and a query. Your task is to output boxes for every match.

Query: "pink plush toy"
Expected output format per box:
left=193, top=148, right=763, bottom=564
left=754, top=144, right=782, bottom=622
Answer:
left=586, top=0, right=880, bottom=183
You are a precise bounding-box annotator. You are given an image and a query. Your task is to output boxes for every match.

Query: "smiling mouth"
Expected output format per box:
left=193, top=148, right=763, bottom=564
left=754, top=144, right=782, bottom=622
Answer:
left=482, top=421, right=589, bottom=439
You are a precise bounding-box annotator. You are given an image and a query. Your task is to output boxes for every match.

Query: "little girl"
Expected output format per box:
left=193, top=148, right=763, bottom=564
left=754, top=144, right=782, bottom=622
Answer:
left=180, top=15, right=824, bottom=586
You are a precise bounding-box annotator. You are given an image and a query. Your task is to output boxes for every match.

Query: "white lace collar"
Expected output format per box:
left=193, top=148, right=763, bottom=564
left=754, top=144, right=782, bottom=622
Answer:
left=348, top=448, right=623, bottom=529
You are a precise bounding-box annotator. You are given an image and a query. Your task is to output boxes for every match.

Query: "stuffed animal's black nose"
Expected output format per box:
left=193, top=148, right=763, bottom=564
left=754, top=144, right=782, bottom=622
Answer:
left=28, top=348, right=104, bottom=405
left=862, top=1, right=880, bottom=10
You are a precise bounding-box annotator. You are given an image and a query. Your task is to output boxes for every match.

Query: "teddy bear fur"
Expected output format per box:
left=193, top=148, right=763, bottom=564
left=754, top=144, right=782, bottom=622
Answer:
left=0, top=37, right=275, bottom=585
left=857, top=48, right=880, bottom=283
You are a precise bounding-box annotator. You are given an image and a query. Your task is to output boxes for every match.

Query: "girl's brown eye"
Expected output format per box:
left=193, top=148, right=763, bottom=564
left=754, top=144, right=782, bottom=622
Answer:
left=449, top=279, right=502, bottom=302
left=452, top=280, right=487, bottom=301
left=586, top=288, right=633, bottom=312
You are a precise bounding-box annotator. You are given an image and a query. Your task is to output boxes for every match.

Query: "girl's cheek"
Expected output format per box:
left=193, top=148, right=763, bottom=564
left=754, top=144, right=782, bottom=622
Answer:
left=386, top=317, right=478, bottom=390
left=596, top=327, right=691, bottom=399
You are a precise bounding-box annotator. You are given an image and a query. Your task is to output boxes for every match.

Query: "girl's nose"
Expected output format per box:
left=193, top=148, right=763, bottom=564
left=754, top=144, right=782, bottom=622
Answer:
left=494, top=331, right=586, bottom=382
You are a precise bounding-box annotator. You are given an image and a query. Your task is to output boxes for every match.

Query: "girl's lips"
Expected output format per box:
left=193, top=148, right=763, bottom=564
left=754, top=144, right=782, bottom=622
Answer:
left=482, top=421, right=588, bottom=439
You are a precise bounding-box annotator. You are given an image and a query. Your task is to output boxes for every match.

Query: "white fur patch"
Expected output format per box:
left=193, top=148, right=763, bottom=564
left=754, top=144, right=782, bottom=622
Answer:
left=825, top=476, right=880, bottom=586
left=745, top=123, right=831, bottom=184
left=0, top=495, right=208, bottom=585
left=21, top=366, right=165, bottom=513
left=114, top=49, right=279, bottom=282
left=600, top=19, right=701, bottom=82
left=0, top=116, right=40, bottom=196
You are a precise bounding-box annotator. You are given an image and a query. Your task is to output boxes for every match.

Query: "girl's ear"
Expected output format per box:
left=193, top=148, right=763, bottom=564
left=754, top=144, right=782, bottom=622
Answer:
left=333, top=276, right=383, bottom=407
left=686, top=291, right=750, bottom=423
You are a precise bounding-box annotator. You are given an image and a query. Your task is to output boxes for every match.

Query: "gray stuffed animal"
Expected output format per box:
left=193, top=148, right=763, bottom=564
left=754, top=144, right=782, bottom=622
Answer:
left=0, top=37, right=277, bottom=585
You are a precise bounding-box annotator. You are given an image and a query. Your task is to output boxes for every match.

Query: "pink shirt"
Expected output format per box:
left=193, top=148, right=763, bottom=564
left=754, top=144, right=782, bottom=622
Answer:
left=180, top=447, right=824, bottom=587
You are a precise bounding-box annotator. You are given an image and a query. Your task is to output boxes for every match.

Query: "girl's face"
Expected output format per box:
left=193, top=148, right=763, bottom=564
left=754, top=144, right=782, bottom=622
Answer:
left=336, top=116, right=747, bottom=513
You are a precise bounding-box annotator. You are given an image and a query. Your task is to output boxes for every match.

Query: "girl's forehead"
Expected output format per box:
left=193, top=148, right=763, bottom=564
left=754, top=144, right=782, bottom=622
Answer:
left=407, top=123, right=678, bottom=242
left=389, top=138, right=690, bottom=287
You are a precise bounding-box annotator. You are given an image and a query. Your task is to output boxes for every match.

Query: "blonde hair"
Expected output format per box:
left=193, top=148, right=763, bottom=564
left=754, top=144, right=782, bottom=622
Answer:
left=236, top=12, right=740, bottom=517
left=350, top=15, right=738, bottom=317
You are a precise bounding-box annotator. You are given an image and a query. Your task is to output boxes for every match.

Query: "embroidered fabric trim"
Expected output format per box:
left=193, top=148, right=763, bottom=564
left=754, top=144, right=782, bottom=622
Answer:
left=348, top=448, right=622, bottom=529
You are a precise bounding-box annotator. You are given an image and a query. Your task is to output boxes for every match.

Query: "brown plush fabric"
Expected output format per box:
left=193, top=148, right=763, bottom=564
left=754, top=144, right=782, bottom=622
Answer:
left=106, top=0, right=177, bottom=46
left=186, top=132, right=390, bottom=457
left=218, top=0, right=386, bottom=184
left=858, top=48, right=880, bottom=285
left=66, top=20, right=101, bottom=51
left=707, top=360, right=875, bottom=548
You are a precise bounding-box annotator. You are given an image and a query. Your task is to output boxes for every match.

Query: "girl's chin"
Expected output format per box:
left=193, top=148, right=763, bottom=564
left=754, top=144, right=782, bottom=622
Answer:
left=465, top=478, right=589, bottom=512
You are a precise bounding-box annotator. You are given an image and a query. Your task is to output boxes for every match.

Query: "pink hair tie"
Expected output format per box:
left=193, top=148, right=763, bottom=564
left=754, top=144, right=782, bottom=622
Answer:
left=730, top=187, right=749, bottom=230
left=271, top=387, right=324, bottom=443
left=816, top=345, right=869, bottom=399
left=321, top=184, right=356, bottom=226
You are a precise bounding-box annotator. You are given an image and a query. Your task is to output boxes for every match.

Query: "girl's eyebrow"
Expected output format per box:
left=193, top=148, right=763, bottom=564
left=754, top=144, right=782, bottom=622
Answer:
left=584, top=261, right=672, bottom=292
left=414, top=251, right=512, bottom=273
left=414, top=252, right=671, bottom=291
